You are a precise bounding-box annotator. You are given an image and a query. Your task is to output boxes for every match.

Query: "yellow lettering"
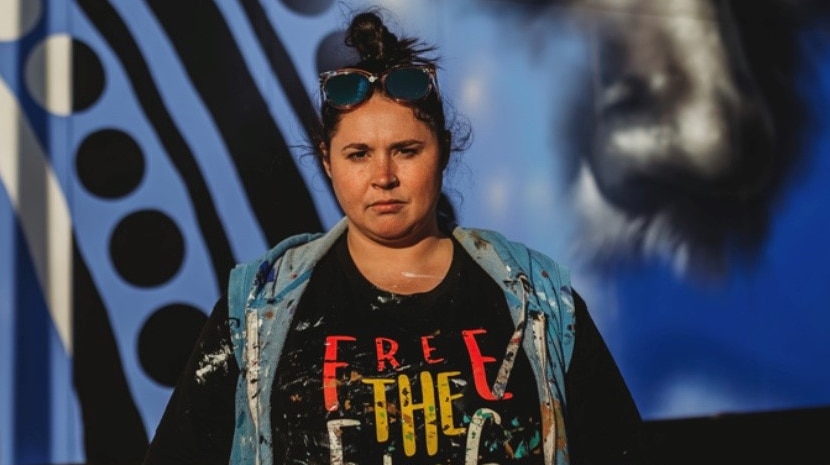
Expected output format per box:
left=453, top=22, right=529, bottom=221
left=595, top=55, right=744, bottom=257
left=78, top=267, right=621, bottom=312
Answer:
left=398, top=372, right=438, bottom=456
left=362, top=377, right=395, bottom=442
left=436, top=371, right=465, bottom=436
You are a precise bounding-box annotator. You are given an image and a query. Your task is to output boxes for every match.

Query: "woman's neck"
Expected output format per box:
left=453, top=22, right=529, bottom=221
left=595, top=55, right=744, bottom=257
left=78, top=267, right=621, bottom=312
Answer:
left=346, top=229, right=454, bottom=295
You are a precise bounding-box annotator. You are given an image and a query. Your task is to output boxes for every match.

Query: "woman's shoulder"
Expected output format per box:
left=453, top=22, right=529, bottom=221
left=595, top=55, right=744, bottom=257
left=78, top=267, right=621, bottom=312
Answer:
left=234, top=219, right=348, bottom=275
left=452, top=224, right=571, bottom=286
left=227, top=218, right=349, bottom=299
left=452, top=225, right=566, bottom=264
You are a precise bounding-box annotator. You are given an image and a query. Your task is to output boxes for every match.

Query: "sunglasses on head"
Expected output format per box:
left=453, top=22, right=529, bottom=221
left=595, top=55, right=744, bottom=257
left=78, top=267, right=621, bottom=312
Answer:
left=319, top=64, right=438, bottom=109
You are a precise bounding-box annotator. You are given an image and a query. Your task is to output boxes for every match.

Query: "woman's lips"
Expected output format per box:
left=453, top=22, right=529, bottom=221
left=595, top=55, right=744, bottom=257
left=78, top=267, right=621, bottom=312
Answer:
left=369, top=200, right=404, bottom=213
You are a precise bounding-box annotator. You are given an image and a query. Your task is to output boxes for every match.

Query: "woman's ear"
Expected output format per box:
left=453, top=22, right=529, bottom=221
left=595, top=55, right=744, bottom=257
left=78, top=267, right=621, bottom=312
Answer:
left=319, top=142, right=332, bottom=178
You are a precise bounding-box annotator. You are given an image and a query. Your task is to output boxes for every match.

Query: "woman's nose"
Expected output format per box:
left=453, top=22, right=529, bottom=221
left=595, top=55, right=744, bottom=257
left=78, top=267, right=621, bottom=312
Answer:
left=371, top=157, right=399, bottom=189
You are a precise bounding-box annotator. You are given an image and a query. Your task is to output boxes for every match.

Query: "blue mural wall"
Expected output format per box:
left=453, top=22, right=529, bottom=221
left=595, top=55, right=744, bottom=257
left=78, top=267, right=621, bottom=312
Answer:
left=1, top=0, right=829, bottom=463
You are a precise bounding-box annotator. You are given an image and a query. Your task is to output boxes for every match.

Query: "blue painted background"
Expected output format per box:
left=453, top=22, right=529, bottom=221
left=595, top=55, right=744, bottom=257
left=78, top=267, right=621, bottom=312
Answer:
left=1, top=1, right=828, bottom=463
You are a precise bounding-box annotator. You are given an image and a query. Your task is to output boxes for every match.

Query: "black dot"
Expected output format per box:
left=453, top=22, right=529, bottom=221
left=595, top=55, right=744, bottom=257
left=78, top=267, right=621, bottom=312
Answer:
left=72, top=38, right=105, bottom=112
left=138, top=303, right=207, bottom=387
left=76, top=129, right=145, bottom=199
left=316, top=30, right=359, bottom=73
left=279, top=0, right=333, bottom=16
left=110, top=210, right=185, bottom=287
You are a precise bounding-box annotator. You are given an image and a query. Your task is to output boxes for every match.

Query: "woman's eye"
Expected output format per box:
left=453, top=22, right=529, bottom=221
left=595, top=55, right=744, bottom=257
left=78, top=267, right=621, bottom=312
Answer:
left=346, top=151, right=367, bottom=160
left=397, top=147, right=420, bottom=157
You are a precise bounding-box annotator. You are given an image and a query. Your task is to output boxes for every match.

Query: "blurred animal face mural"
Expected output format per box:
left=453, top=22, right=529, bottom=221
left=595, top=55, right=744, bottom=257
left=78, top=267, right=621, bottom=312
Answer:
left=551, top=0, right=807, bottom=277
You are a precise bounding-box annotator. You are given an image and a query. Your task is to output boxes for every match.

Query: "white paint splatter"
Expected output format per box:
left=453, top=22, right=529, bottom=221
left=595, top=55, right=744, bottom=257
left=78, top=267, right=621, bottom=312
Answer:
left=195, top=345, right=233, bottom=385
left=295, top=316, right=324, bottom=331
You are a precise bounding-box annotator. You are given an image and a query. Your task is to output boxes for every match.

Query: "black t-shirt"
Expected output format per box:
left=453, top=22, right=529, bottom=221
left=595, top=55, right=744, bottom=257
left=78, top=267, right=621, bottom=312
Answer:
left=272, top=236, right=543, bottom=464
left=144, top=239, right=644, bottom=465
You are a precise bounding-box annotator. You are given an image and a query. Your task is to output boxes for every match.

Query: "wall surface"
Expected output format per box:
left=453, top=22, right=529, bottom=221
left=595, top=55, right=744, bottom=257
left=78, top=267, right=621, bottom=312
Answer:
left=1, top=0, right=829, bottom=463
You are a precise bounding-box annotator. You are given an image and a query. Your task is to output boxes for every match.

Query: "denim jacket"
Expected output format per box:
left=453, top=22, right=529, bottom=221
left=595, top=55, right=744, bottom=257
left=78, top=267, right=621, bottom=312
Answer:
left=227, top=217, right=577, bottom=465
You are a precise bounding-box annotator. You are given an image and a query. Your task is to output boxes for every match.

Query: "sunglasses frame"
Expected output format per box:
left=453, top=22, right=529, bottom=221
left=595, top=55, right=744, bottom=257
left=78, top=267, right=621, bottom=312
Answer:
left=319, top=64, right=439, bottom=110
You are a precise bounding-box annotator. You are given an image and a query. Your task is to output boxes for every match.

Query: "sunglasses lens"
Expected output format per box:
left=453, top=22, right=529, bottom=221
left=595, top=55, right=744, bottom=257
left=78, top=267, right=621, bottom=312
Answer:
left=385, top=67, right=432, bottom=101
left=324, top=73, right=371, bottom=107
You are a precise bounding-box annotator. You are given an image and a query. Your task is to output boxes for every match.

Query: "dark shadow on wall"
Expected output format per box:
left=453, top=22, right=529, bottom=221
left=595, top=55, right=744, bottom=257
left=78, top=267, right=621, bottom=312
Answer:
left=642, top=406, right=830, bottom=465
left=73, top=240, right=149, bottom=465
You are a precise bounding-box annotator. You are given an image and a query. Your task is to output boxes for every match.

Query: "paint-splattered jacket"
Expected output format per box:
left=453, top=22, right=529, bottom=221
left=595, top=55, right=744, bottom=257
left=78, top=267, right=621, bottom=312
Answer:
left=227, top=217, right=577, bottom=465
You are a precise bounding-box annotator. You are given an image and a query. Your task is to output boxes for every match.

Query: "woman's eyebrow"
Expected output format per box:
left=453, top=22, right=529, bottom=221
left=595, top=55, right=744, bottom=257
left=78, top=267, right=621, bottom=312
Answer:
left=389, top=139, right=423, bottom=150
left=340, top=142, right=371, bottom=152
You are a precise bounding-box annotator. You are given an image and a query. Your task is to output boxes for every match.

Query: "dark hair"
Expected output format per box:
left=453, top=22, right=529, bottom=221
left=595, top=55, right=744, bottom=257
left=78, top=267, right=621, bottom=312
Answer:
left=314, top=11, right=469, bottom=168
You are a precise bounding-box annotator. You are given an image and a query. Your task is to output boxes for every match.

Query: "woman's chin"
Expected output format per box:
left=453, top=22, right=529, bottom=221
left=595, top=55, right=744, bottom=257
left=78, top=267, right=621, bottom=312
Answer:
left=353, top=221, right=435, bottom=247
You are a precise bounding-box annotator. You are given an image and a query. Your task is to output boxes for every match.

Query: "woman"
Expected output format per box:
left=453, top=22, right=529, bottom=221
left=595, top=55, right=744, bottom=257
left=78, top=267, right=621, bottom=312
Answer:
left=143, top=11, right=643, bottom=465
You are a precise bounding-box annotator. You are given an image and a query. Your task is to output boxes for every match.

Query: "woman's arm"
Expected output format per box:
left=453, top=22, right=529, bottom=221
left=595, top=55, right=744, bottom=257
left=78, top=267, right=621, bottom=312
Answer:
left=565, top=291, right=646, bottom=464
left=142, top=295, right=239, bottom=465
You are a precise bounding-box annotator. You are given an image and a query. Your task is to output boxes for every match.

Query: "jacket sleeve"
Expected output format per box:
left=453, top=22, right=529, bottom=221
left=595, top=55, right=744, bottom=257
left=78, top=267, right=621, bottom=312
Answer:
left=564, top=291, right=646, bottom=465
left=142, top=295, right=239, bottom=465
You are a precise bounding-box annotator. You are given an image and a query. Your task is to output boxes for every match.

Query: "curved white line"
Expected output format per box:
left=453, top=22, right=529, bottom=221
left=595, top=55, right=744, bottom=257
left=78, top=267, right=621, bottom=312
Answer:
left=0, top=76, right=73, bottom=355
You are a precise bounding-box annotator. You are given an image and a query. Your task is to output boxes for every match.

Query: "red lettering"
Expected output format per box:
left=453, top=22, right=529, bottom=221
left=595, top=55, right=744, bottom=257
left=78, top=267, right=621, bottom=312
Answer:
left=461, top=329, right=512, bottom=400
left=323, top=335, right=356, bottom=411
left=421, top=335, right=444, bottom=364
left=375, top=337, right=401, bottom=371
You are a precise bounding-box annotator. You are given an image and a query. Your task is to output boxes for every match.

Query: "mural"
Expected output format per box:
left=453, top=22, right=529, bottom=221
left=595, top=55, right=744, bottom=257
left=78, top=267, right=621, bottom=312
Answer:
left=1, top=0, right=829, bottom=463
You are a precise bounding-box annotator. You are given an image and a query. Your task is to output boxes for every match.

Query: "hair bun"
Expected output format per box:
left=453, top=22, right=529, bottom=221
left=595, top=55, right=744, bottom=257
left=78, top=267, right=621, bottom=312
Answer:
left=345, top=12, right=407, bottom=64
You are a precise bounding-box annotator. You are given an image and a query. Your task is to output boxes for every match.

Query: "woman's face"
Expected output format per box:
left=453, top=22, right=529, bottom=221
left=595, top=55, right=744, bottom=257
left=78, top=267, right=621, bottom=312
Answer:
left=323, top=94, right=444, bottom=247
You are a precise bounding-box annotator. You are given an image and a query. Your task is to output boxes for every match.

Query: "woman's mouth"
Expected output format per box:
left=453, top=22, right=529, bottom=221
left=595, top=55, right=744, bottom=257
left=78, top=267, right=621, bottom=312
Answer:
left=369, top=200, right=404, bottom=213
